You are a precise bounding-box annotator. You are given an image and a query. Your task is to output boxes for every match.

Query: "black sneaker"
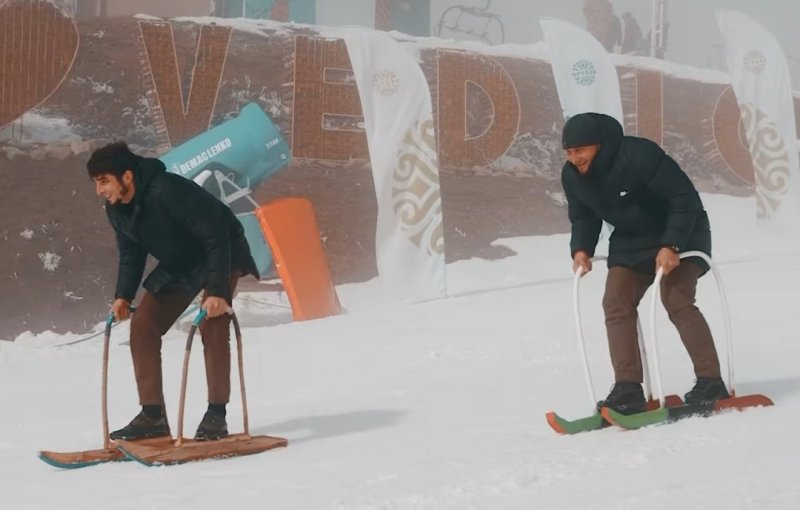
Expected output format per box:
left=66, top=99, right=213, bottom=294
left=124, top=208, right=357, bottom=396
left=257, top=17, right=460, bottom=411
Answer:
left=597, top=381, right=646, bottom=415
left=110, top=411, right=170, bottom=441
left=194, top=411, right=228, bottom=441
left=684, top=377, right=730, bottom=405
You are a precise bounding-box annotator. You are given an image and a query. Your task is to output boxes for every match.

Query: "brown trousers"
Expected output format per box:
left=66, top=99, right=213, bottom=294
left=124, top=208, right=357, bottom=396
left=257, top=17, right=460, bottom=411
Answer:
left=129, top=273, right=240, bottom=406
left=603, top=263, right=721, bottom=383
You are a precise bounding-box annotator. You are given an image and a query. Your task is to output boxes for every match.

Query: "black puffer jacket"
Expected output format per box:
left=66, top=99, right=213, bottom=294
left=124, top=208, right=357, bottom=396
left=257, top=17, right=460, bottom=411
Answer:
left=106, top=157, right=258, bottom=302
left=561, top=113, right=711, bottom=272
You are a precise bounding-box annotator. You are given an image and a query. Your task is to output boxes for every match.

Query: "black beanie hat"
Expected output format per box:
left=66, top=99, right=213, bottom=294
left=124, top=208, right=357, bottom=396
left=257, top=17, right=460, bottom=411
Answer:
left=561, top=113, right=603, bottom=149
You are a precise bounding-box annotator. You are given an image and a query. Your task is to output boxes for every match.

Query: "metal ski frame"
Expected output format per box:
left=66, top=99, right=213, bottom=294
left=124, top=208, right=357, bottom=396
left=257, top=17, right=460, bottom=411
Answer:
left=572, top=256, right=655, bottom=415
left=646, top=251, right=734, bottom=406
left=573, top=251, right=739, bottom=411
left=545, top=256, right=682, bottom=434
left=576, top=251, right=772, bottom=430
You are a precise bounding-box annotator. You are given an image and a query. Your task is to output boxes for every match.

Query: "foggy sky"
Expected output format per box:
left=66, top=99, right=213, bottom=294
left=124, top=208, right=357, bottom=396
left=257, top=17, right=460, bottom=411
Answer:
left=318, top=0, right=800, bottom=88
left=87, top=0, right=800, bottom=87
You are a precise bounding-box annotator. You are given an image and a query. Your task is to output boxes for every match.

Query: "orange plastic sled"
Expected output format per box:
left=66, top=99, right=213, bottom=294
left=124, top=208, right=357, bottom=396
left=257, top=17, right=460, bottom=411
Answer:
left=256, top=198, right=341, bottom=321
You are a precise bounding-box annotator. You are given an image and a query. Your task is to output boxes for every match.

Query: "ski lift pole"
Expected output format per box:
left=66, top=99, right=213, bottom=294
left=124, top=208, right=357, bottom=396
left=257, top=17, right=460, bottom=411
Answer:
left=649, top=0, right=657, bottom=57
left=649, top=0, right=668, bottom=57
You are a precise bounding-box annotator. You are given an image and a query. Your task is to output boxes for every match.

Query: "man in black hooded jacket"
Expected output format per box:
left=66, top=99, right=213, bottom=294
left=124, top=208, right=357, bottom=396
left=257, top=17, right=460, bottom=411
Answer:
left=560, top=112, right=729, bottom=414
left=87, top=142, right=259, bottom=440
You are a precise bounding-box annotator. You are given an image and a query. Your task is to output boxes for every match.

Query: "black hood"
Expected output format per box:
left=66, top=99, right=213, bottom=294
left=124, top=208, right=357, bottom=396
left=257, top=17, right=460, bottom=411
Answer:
left=562, top=112, right=624, bottom=178
left=106, top=156, right=165, bottom=222
left=133, top=156, right=166, bottom=197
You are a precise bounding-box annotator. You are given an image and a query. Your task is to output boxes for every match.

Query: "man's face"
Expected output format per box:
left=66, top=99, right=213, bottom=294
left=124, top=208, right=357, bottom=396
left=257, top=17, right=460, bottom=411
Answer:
left=94, top=171, right=134, bottom=204
left=564, top=144, right=601, bottom=175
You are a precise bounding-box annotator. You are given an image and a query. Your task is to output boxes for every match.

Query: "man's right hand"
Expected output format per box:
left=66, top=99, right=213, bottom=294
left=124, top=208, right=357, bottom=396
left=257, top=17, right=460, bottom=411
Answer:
left=111, top=298, right=131, bottom=322
left=573, top=251, right=592, bottom=276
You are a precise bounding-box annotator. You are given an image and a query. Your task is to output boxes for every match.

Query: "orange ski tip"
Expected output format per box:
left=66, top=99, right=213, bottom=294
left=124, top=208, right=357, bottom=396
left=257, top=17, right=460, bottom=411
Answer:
left=663, top=394, right=684, bottom=408
left=644, top=399, right=660, bottom=411
left=715, top=393, right=774, bottom=411
left=599, top=407, right=615, bottom=424
left=545, top=412, right=566, bottom=435
left=645, top=394, right=684, bottom=410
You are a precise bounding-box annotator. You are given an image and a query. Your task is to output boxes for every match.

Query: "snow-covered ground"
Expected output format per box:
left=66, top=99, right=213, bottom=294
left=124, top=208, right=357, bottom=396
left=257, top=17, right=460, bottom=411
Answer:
left=2, top=193, right=798, bottom=509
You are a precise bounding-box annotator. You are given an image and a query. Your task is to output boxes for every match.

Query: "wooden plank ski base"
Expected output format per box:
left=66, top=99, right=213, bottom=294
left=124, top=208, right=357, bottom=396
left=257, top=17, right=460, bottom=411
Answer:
left=116, top=433, right=288, bottom=466
left=546, top=394, right=685, bottom=435
left=38, top=436, right=174, bottom=469
left=601, top=393, right=775, bottom=430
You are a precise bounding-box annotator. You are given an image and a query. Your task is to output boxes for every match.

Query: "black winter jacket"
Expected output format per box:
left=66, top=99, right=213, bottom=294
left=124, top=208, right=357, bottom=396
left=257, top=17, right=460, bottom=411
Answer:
left=106, top=157, right=258, bottom=302
left=561, top=114, right=711, bottom=273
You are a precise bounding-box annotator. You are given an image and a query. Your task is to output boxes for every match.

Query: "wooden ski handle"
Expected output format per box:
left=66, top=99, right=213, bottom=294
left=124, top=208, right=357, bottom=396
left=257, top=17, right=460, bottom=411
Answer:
left=175, top=308, right=247, bottom=446
left=101, top=314, right=114, bottom=449
left=102, top=306, right=137, bottom=448
left=232, top=313, right=250, bottom=437
left=175, top=309, right=206, bottom=447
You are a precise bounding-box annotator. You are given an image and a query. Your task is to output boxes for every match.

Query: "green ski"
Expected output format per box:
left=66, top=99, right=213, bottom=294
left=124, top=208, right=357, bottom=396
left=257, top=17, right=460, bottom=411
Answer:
left=547, top=394, right=685, bottom=435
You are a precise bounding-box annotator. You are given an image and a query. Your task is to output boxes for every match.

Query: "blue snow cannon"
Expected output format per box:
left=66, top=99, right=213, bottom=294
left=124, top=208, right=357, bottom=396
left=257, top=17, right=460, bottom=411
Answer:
left=159, top=102, right=292, bottom=278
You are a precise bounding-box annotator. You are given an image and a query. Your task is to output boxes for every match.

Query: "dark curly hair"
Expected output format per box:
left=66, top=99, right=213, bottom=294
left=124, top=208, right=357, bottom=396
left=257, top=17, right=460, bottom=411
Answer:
left=86, top=141, right=140, bottom=180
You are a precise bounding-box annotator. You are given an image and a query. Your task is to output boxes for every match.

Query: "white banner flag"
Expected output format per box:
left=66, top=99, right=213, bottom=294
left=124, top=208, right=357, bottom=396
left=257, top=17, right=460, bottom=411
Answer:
left=717, top=10, right=800, bottom=240
left=540, top=17, right=623, bottom=125
left=342, top=28, right=447, bottom=303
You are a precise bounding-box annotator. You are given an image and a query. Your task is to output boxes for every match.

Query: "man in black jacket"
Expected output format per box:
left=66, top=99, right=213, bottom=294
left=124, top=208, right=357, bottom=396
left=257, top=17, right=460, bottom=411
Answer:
left=560, top=113, right=729, bottom=414
left=87, top=142, right=259, bottom=440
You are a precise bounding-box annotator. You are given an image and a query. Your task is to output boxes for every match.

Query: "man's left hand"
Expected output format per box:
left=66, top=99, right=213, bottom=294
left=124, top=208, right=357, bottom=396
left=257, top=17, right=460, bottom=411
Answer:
left=655, top=247, right=680, bottom=275
left=202, top=296, right=230, bottom=318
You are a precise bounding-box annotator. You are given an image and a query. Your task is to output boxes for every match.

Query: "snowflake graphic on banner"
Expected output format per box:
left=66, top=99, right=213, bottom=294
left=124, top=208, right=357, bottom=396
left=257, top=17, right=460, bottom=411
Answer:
left=374, top=69, right=399, bottom=96
left=743, top=49, right=767, bottom=74
left=571, top=59, right=596, bottom=86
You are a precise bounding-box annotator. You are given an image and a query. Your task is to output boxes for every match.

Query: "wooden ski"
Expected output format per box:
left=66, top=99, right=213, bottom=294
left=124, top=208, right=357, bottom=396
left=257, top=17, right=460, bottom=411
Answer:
left=38, top=436, right=173, bottom=469
left=116, top=433, right=288, bottom=466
